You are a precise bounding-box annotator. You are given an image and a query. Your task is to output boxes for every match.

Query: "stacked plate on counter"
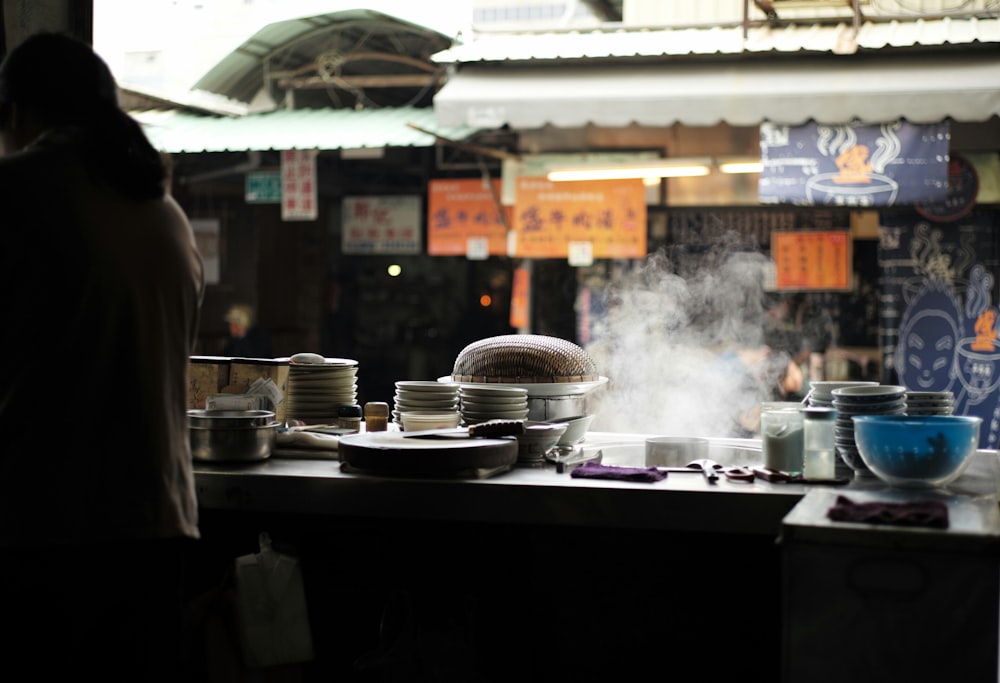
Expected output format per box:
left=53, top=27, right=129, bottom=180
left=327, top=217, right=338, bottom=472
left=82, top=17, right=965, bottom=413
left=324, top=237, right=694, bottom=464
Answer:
left=284, top=357, right=359, bottom=424
left=806, top=380, right=878, bottom=408
left=905, top=390, right=955, bottom=416
left=392, top=380, right=460, bottom=428
left=831, top=384, right=907, bottom=476
left=459, top=384, right=529, bottom=425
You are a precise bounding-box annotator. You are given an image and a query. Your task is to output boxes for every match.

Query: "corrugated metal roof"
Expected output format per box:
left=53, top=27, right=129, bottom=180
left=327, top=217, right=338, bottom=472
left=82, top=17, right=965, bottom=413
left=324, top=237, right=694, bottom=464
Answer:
left=192, top=8, right=454, bottom=108
left=431, top=16, right=1000, bottom=63
left=433, top=52, right=1000, bottom=128
left=132, top=106, right=480, bottom=154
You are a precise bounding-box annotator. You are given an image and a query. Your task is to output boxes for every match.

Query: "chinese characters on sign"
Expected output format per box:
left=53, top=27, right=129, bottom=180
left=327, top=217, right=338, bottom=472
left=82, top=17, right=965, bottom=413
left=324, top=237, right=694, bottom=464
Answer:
left=512, top=177, right=646, bottom=258
left=281, top=150, right=317, bottom=221
left=759, top=121, right=949, bottom=207
left=342, top=195, right=422, bottom=255
left=771, top=230, right=851, bottom=291
left=427, top=178, right=510, bottom=257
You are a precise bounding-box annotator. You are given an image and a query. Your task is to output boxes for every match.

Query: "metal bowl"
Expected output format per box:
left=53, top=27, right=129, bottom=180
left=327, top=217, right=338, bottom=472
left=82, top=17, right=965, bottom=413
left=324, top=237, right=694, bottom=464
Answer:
left=188, top=410, right=279, bottom=462
left=187, top=409, right=275, bottom=429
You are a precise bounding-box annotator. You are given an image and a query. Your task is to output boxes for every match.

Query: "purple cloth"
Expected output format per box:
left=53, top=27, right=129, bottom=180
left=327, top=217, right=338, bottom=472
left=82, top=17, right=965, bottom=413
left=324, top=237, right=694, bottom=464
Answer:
left=570, top=461, right=667, bottom=483
left=826, top=494, right=949, bottom=529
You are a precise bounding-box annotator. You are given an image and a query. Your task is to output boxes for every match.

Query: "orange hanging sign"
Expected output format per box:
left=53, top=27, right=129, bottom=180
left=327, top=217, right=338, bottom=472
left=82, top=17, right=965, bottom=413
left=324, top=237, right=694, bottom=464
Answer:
left=512, top=177, right=646, bottom=259
left=509, top=265, right=531, bottom=330
left=427, top=178, right=510, bottom=256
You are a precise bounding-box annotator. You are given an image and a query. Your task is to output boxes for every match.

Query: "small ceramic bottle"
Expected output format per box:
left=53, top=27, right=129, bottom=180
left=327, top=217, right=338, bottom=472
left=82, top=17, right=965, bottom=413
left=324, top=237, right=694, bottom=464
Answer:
left=364, top=402, right=390, bottom=432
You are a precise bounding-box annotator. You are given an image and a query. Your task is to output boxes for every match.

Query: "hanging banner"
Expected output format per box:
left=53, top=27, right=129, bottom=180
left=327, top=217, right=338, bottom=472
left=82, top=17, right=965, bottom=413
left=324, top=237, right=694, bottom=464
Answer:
left=342, top=195, right=422, bottom=255
left=879, top=209, right=1000, bottom=449
left=511, top=177, right=646, bottom=259
left=759, top=121, right=949, bottom=207
left=427, top=178, right=510, bottom=256
left=915, top=153, right=980, bottom=222
left=281, top=150, right=318, bottom=221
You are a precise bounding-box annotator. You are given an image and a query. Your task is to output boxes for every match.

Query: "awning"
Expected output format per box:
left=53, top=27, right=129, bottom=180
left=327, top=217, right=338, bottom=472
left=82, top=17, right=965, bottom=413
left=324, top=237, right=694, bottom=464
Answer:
left=132, top=106, right=480, bottom=154
left=433, top=53, right=1000, bottom=128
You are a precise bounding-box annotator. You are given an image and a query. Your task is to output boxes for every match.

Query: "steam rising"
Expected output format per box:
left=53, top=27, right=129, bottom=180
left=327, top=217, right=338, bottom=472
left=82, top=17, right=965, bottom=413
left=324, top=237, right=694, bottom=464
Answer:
left=584, top=242, right=785, bottom=437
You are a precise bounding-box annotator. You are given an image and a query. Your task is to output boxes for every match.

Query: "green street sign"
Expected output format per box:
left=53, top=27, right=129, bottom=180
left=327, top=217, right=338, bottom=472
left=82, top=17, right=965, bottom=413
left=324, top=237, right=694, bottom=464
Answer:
left=245, top=171, right=282, bottom=204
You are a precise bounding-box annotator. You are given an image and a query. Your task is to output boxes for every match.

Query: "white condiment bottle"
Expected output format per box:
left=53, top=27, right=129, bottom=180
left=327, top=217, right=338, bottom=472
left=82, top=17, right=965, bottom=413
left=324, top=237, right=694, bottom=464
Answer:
left=800, top=407, right=837, bottom=480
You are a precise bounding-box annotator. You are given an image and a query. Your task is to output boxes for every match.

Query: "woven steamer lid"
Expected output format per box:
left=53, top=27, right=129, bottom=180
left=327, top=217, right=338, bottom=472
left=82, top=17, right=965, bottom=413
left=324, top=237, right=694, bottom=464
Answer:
left=452, top=334, right=599, bottom=383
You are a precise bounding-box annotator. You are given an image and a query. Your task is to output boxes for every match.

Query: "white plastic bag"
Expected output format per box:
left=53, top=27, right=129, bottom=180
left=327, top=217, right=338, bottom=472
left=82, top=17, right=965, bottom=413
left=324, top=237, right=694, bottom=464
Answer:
left=234, top=531, right=314, bottom=668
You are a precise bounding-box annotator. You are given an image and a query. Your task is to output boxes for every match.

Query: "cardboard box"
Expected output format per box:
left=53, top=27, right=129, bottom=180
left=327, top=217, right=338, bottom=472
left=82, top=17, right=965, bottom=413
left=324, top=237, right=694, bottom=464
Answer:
left=227, top=358, right=290, bottom=423
left=188, top=356, right=231, bottom=409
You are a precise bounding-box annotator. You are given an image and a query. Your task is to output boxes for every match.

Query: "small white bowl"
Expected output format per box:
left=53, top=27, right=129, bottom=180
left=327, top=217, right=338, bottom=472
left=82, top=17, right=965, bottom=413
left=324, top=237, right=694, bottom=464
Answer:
left=399, top=410, right=462, bottom=432
left=546, top=414, right=595, bottom=446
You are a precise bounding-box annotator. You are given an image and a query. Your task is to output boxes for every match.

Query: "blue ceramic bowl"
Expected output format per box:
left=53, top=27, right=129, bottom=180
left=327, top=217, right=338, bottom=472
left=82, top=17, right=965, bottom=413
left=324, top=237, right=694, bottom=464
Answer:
left=852, top=414, right=982, bottom=489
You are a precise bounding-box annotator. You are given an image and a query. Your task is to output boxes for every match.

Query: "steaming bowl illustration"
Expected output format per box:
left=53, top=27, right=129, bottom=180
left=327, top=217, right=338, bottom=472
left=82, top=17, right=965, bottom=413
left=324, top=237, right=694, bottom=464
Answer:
left=805, top=173, right=898, bottom=206
left=955, top=338, right=1000, bottom=397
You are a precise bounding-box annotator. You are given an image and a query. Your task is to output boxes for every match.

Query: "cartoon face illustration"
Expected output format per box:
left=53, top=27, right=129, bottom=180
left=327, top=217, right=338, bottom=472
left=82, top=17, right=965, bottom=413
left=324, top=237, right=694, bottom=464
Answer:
left=895, top=283, right=962, bottom=393
left=897, top=309, right=959, bottom=390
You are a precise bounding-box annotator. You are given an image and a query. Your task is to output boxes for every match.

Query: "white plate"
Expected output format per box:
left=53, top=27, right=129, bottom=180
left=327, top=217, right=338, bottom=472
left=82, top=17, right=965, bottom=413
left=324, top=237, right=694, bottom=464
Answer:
left=456, top=384, right=528, bottom=397
left=460, top=397, right=528, bottom=409
left=461, top=408, right=530, bottom=420
left=441, top=376, right=609, bottom=397
left=395, top=389, right=458, bottom=401
left=289, top=357, right=358, bottom=368
left=396, top=380, right=459, bottom=393
left=394, top=401, right=459, bottom=411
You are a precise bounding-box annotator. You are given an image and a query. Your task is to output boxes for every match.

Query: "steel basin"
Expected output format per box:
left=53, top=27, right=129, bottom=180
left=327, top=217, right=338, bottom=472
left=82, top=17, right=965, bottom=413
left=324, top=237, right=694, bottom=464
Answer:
left=188, top=409, right=279, bottom=462
left=578, top=435, right=763, bottom=468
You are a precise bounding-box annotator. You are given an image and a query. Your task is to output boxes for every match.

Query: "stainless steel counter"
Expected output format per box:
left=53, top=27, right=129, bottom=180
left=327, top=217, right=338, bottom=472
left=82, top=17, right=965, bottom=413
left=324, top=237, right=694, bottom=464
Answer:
left=192, top=431, right=1000, bottom=537
left=189, top=432, right=1000, bottom=683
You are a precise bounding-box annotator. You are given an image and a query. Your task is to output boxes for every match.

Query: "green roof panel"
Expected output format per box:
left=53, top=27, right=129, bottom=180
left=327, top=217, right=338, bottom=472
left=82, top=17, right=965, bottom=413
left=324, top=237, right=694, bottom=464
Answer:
left=133, top=106, right=479, bottom=154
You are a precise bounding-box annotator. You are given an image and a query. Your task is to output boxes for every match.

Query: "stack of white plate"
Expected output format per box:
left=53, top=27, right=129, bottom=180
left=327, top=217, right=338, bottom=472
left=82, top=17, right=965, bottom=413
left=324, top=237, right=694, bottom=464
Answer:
left=807, top=380, right=878, bottom=408
left=284, top=358, right=359, bottom=424
left=459, top=385, right=529, bottom=425
left=393, top=380, right=460, bottom=428
left=831, top=384, right=907, bottom=475
left=905, top=390, right=955, bottom=416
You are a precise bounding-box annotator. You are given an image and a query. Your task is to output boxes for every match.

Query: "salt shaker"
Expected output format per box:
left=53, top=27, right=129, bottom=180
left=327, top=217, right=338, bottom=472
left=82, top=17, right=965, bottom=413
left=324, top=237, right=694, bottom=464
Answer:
left=800, top=406, right=836, bottom=480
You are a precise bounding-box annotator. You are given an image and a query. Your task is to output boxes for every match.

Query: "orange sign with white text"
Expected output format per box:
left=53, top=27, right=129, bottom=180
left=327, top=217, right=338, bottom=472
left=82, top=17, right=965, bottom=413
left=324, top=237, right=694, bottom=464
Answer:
left=427, top=178, right=510, bottom=256
left=512, top=177, right=647, bottom=258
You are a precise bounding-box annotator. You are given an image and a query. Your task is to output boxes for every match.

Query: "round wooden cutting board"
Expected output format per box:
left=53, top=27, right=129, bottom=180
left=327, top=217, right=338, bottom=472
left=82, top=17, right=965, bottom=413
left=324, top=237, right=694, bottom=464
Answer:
left=338, top=432, right=519, bottom=478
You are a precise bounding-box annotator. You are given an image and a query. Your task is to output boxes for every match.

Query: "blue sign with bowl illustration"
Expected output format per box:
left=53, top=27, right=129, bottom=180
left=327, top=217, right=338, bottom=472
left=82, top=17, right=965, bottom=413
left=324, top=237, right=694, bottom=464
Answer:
left=759, top=121, right=949, bottom=207
left=879, top=209, right=1000, bottom=449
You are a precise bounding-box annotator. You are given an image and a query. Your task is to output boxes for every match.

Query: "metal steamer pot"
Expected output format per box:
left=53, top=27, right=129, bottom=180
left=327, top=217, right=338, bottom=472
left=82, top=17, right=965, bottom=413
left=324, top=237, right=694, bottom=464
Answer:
left=526, top=394, right=588, bottom=421
left=188, top=409, right=279, bottom=462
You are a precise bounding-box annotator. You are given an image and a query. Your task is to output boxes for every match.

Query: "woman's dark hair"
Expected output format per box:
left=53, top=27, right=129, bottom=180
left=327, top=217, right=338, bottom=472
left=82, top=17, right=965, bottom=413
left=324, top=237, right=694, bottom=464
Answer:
left=0, top=32, right=166, bottom=200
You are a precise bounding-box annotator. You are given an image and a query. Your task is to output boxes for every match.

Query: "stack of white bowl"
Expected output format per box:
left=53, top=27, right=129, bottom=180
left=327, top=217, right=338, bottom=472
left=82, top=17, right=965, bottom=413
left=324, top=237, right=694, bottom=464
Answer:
left=831, top=384, right=907, bottom=476
left=285, top=357, right=359, bottom=425
left=392, top=380, right=460, bottom=428
left=459, top=385, right=529, bottom=425
left=905, top=390, right=955, bottom=416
